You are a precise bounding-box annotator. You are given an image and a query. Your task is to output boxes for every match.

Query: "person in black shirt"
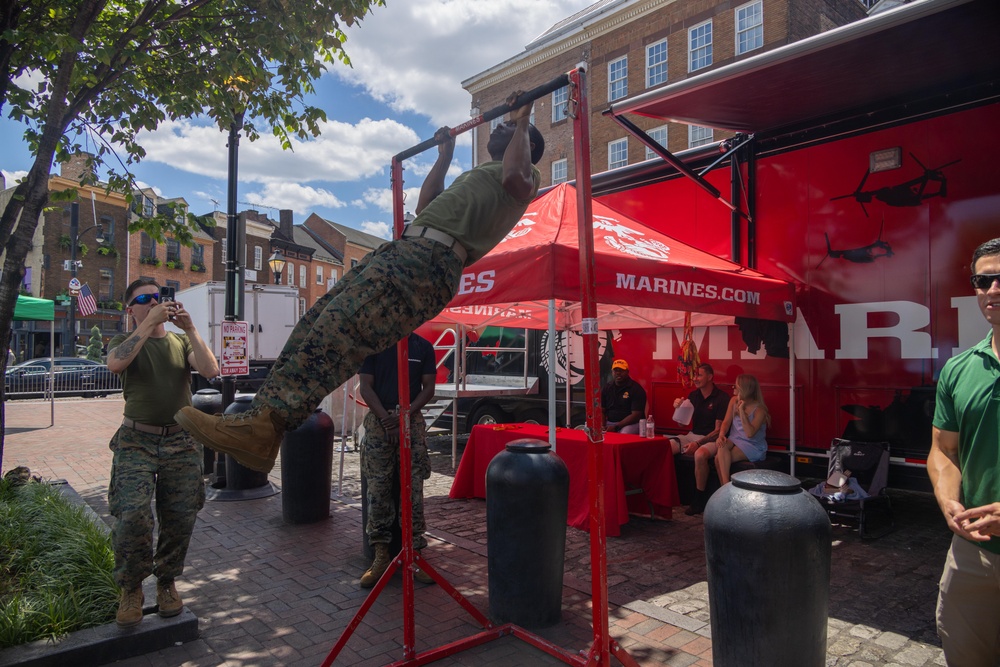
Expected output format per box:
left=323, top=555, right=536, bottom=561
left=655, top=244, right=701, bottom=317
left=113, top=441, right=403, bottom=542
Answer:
left=668, top=363, right=728, bottom=455
left=601, top=359, right=647, bottom=434
left=357, top=333, right=437, bottom=588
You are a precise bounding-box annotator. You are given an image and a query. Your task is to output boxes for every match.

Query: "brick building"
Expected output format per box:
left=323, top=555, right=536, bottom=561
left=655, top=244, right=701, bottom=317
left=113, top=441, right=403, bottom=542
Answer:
left=302, top=214, right=387, bottom=275
left=129, top=189, right=215, bottom=296
left=463, top=0, right=867, bottom=183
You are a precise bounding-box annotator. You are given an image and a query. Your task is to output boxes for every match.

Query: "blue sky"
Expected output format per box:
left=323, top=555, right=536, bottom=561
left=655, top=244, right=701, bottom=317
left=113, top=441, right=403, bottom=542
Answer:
left=0, top=1, right=594, bottom=240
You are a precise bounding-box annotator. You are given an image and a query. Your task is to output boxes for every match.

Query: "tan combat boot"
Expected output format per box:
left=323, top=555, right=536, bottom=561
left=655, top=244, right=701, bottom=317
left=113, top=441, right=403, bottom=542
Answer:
left=413, top=550, right=435, bottom=585
left=157, top=580, right=183, bottom=618
left=360, top=544, right=392, bottom=588
left=116, top=587, right=144, bottom=628
left=174, top=405, right=284, bottom=472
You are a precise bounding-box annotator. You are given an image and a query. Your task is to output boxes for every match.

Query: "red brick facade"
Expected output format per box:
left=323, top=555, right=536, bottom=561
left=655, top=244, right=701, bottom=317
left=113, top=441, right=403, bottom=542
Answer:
left=465, top=0, right=865, bottom=183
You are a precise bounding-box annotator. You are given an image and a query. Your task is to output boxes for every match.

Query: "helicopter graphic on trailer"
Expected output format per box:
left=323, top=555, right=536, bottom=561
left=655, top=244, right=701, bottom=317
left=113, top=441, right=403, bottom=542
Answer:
left=817, top=218, right=893, bottom=268
left=830, top=153, right=961, bottom=217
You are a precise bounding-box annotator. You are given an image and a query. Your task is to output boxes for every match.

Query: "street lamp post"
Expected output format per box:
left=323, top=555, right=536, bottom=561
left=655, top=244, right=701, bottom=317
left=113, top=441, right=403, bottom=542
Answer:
left=267, top=250, right=286, bottom=285
left=65, top=201, right=104, bottom=357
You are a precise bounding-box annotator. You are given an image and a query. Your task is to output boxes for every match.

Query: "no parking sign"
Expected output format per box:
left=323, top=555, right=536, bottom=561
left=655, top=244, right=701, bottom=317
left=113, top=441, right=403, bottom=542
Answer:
left=220, top=321, right=249, bottom=376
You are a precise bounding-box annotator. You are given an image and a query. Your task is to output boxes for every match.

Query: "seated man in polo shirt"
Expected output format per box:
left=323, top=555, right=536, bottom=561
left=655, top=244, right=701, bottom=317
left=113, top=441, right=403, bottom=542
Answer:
left=668, top=363, right=729, bottom=455
left=601, top=359, right=647, bottom=435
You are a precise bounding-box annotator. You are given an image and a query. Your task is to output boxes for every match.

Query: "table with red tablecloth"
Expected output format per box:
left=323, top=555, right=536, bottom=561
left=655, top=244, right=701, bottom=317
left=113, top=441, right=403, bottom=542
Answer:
left=448, top=424, right=680, bottom=537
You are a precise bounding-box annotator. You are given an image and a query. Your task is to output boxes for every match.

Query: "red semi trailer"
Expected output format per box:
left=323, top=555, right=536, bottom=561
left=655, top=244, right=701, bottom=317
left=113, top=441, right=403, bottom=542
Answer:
left=586, top=0, right=999, bottom=490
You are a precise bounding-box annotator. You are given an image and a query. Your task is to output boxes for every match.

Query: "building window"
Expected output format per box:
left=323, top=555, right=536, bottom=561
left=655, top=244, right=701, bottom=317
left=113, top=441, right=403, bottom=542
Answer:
left=644, top=126, right=669, bottom=160
left=552, top=85, right=569, bottom=123
left=551, top=159, right=568, bottom=184
left=100, top=216, right=114, bottom=243
left=351, top=258, right=359, bottom=268
left=191, top=244, right=204, bottom=268
left=299, top=264, right=306, bottom=287
left=608, top=56, right=628, bottom=102
left=254, top=246, right=262, bottom=271
left=286, top=261, right=295, bottom=286
left=646, top=39, right=668, bottom=88
left=490, top=116, right=503, bottom=132
left=166, top=280, right=180, bottom=295
left=140, top=233, right=156, bottom=260
left=99, top=269, right=114, bottom=302
left=608, top=138, right=628, bottom=170
left=221, top=237, right=227, bottom=264
left=689, top=125, right=715, bottom=148
left=316, top=265, right=323, bottom=285
left=142, top=196, right=154, bottom=218
left=166, top=238, right=181, bottom=263
left=689, top=20, right=713, bottom=72
left=736, top=1, right=763, bottom=55
left=174, top=205, right=186, bottom=226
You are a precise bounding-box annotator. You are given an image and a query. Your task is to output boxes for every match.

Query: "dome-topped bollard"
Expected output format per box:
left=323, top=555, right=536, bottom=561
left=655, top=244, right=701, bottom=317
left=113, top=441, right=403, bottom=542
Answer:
left=486, top=438, right=569, bottom=629
left=280, top=408, right=335, bottom=524
left=205, top=394, right=279, bottom=501
left=704, top=469, right=831, bottom=667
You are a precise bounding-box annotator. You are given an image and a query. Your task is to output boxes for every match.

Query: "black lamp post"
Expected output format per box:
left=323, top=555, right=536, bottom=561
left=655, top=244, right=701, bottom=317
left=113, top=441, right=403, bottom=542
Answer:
left=268, top=250, right=286, bottom=285
left=65, top=201, right=104, bottom=356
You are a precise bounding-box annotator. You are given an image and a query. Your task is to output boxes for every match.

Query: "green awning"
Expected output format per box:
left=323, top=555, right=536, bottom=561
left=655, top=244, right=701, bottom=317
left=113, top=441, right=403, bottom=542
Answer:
left=14, top=295, right=55, bottom=321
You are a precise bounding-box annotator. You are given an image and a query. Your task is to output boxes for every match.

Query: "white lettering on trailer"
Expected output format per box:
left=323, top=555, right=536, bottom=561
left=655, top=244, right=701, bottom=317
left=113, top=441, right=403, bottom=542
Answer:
left=834, top=301, right=936, bottom=360
left=651, top=300, right=977, bottom=362
left=615, top=273, right=755, bottom=304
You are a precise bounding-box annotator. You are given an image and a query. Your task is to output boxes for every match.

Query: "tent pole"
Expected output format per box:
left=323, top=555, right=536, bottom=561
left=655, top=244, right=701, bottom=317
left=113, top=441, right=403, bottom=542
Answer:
left=789, top=320, right=796, bottom=477
left=548, top=300, right=556, bottom=450
left=49, top=320, right=54, bottom=427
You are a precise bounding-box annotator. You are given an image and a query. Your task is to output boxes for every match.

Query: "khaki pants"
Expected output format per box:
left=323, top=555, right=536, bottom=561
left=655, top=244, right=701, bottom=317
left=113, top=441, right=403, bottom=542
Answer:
left=937, top=534, right=1000, bottom=666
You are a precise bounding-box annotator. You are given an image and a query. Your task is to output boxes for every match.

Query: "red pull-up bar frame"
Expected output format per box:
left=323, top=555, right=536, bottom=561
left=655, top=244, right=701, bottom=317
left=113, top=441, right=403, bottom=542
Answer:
left=322, top=65, right=641, bottom=667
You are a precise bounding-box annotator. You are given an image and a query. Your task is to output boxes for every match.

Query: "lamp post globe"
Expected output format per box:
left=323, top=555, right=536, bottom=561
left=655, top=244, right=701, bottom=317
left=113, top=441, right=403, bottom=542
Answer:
left=268, top=250, right=286, bottom=285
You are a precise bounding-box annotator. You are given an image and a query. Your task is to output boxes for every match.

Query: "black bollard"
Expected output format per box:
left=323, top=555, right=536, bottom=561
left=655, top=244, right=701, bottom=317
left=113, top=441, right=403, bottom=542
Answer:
left=486, top=439, right=569, bottom=629
left=280, top=409, right=335, bottom=524
left=704, top=469, right=831, bottom=667
left=190, top=389, right=222, bottom=480
left=223, top=395, right=271, bottom=490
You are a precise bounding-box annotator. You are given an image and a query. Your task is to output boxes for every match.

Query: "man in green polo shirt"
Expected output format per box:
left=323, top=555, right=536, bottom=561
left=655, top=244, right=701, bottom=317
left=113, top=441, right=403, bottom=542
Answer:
left=929, top=237, right=1000, bottom=666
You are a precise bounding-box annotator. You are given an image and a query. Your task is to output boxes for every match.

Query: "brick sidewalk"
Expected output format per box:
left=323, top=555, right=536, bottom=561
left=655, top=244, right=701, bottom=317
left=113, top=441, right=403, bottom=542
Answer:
left=3, top=398, right=949, bottom=666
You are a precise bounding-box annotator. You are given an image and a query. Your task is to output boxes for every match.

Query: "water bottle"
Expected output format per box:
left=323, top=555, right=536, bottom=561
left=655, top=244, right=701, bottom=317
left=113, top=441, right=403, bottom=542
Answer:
left=646, top=415, right=655, bottom=438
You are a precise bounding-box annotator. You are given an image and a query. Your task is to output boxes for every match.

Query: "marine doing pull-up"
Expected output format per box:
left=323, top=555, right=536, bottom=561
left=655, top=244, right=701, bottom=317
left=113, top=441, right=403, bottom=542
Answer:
left=175, top=91, right=545, bottom=472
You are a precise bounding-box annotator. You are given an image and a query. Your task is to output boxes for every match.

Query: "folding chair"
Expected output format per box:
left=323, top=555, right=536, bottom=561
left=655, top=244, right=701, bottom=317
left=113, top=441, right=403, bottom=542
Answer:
left=820, top=439, right=894, bottom=539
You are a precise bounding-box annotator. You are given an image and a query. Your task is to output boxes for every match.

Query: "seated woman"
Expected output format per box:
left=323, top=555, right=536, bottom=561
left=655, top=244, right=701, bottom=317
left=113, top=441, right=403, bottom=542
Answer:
left=686, top=374, right=770, bottom=516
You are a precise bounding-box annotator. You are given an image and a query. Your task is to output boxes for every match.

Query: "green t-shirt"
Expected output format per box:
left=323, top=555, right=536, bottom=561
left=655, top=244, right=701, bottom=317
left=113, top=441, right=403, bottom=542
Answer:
left=413, top=161, right=540, bottom=265
left=108, top=332, right=193, bottom=426
left=933, top=330, right=1000, bottom=553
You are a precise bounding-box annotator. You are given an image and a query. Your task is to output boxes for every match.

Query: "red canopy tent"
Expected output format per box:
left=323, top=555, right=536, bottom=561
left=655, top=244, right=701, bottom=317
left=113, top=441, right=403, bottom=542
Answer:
left=434, top=182, right=795, bottom=331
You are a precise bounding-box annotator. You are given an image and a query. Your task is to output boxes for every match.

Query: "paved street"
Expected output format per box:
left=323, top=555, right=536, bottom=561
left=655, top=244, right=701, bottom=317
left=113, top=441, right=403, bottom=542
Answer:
left=2, top=398, right=950, bottom=666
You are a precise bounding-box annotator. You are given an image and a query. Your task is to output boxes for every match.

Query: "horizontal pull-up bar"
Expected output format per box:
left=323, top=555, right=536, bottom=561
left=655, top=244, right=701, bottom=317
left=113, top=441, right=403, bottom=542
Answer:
left=394, top=69, right=577, bottom=162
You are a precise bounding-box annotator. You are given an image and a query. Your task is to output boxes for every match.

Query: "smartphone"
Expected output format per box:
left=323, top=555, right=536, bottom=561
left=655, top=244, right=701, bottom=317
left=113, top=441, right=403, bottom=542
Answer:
left=158, top=286, right=176, bottom=302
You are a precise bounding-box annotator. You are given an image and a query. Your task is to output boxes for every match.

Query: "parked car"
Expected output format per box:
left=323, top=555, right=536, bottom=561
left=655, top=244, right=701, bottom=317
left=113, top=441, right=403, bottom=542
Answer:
left=4, top=357, right=122, bottom=399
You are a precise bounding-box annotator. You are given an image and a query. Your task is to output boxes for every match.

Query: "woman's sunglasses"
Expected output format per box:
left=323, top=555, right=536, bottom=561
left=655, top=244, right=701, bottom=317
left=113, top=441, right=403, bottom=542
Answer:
left=128, top=293, right=159, bottom=307
left=970, top=274, right=1000, bottom=290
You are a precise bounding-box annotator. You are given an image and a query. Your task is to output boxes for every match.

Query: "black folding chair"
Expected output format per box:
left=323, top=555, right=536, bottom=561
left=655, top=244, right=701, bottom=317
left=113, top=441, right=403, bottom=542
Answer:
left=821, top=439, right=894, bottom=539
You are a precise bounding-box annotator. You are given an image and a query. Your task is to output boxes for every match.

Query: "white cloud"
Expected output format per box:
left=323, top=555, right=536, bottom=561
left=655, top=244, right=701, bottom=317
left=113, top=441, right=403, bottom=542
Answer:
left=360, top=221, right=392, bottom=239
left=1, top=169, right=27, bottom=187
left=245, top=182, right=348, bottom=213
left=136, top=116, right=421, bottom=186
left=355, top=185, right=424, bottom=214
left=336, top=1, right=594, bottom=127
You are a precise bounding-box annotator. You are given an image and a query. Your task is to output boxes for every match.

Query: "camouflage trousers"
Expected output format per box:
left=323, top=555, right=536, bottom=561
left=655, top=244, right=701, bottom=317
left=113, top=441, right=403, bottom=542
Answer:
left=361, top=411, right=432, bottom=550
left=108, top=426, right=206, bottom=590
left=255, top=237, right=463, bottom=428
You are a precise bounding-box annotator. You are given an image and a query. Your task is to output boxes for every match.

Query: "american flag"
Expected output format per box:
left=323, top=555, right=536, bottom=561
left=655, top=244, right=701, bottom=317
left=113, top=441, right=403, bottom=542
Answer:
left=77, top=283, right=98, bottom=317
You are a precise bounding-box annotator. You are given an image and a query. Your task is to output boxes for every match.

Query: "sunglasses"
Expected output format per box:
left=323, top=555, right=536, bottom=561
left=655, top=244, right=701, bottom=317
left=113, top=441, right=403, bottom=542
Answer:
left=970, top=274, right=1000, bottom=290
left=128, top=293, right=159, bottom=307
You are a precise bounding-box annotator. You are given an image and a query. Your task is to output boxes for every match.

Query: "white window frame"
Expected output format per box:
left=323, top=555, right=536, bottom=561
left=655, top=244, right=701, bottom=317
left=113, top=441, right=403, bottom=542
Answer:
left=254, top=246, right=262, bottom=271
left=316, top=265, right=323, bottom=285
left=736, top=1, right=763, bottom=55
left=551, top=159, right=568, bottom=184
left=608, top=56, right=628, bottom=102
left=644, top=126, right=669, bottom=160
left=608, top=138, right=628, bottom=170
left=689, top=125, right=714, bottom=148
left=299, top=264, right=306, bottom=287
left=287, top=261, right=295, bottom=286
left=489, top=116, right=503, bottom=131
left=552, top=85, right=569, bottom=123
left=646, top=39, right=668, bottom=88
left=220, top=236, right=226, bottom=264
left=689, top=20, right=713, bottom=72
